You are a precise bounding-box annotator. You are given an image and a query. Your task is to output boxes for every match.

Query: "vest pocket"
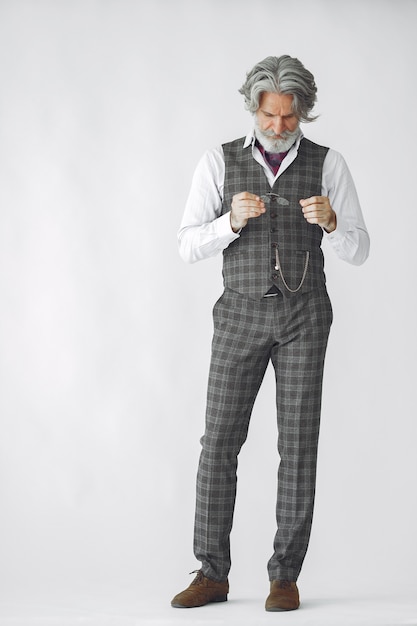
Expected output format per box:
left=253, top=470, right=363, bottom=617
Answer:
left=274, top=249, right=310, bottom=293
left=277, top=248, right=326, bottom=294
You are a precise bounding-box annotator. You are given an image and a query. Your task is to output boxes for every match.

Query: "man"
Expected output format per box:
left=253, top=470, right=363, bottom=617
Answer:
left=172, top=55, right=369, bottom=612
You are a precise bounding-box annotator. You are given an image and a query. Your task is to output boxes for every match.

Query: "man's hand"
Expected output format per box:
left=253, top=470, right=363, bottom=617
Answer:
left=230, top=191, right=265, bottom=233
left=300, top=196, right=337, bottom=233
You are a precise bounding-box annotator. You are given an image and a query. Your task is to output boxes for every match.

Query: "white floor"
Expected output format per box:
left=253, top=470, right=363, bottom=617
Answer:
left=1, top=589, right=417, bottom=626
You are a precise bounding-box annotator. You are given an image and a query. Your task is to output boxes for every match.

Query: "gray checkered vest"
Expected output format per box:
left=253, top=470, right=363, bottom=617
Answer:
left=221, top=137, right=329, bottom=299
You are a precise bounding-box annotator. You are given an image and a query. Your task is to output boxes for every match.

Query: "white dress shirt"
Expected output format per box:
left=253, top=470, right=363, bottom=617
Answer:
left=178, top=131, right=370, bottom=266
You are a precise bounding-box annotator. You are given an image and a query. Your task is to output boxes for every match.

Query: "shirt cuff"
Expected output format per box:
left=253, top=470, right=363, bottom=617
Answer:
left=323, top=211, right=348, bottom=243
left=216, top=211, right=241, bottom=244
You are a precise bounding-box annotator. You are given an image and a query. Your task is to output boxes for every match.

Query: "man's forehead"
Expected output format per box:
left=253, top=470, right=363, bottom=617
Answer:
left=258, top=92, right=295, bottom=114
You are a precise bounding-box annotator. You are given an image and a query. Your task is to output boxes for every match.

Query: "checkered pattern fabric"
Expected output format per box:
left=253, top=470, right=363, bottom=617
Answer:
left=221, top=137, right=329, bottom=299
left=192, top=137, right=334, bottom=584
left=194, top=288, right=333, bottom=582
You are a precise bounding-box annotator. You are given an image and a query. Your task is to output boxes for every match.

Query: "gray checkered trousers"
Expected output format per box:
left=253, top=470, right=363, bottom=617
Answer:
left=193, top=138, right=333, bottom=583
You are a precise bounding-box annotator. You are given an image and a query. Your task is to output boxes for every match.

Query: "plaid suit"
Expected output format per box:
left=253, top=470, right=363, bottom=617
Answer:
left=193, top=138, right=333, bottom=582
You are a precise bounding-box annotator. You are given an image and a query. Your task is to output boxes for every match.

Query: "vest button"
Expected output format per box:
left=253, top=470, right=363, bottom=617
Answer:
left=270, top=213, right=277, bottom=219
left=272, top=273, right=279, bottom=280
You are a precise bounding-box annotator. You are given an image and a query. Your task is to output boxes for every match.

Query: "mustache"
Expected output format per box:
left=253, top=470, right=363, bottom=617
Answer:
left=262, top=127, right=298, bottom=139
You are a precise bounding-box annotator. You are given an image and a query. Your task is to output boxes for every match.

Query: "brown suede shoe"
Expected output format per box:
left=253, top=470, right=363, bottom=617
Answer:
left=171, top=570, right=229, bottom=608
left=265, top=580, right=300, bottom=612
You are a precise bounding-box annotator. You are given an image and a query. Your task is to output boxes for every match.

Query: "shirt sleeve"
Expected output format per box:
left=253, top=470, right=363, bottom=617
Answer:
left=322, top=149, right=370, bottom=266
left=177, top=147, right=240, bottom=263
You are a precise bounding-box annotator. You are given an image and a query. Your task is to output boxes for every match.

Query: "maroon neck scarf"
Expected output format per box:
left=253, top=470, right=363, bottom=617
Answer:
left=255, top=140, right=289, bottom=176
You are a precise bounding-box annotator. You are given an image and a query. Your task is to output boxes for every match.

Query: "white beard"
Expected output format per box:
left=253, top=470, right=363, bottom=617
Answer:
left=254, top=118, right=301, bottom=153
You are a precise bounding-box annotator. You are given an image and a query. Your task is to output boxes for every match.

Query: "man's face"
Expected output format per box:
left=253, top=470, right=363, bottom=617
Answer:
left=254, top=92, right=300, bottom=153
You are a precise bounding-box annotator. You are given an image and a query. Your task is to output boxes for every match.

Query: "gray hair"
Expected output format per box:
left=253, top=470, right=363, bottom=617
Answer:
left=239, top=55, right=318, bottom=123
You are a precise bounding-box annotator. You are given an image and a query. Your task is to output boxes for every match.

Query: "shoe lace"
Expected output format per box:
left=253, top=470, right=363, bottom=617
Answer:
left=189, top=570, right=205, bottom=585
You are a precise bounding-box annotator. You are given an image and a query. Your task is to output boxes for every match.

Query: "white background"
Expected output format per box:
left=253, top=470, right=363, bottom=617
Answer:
left=0, top=0, right=416, bottom=623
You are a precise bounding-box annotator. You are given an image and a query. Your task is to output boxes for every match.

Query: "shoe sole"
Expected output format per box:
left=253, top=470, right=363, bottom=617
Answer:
left=172, top=596, right=228, bottom=608
left=265, top=605, right=299, bottom=612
